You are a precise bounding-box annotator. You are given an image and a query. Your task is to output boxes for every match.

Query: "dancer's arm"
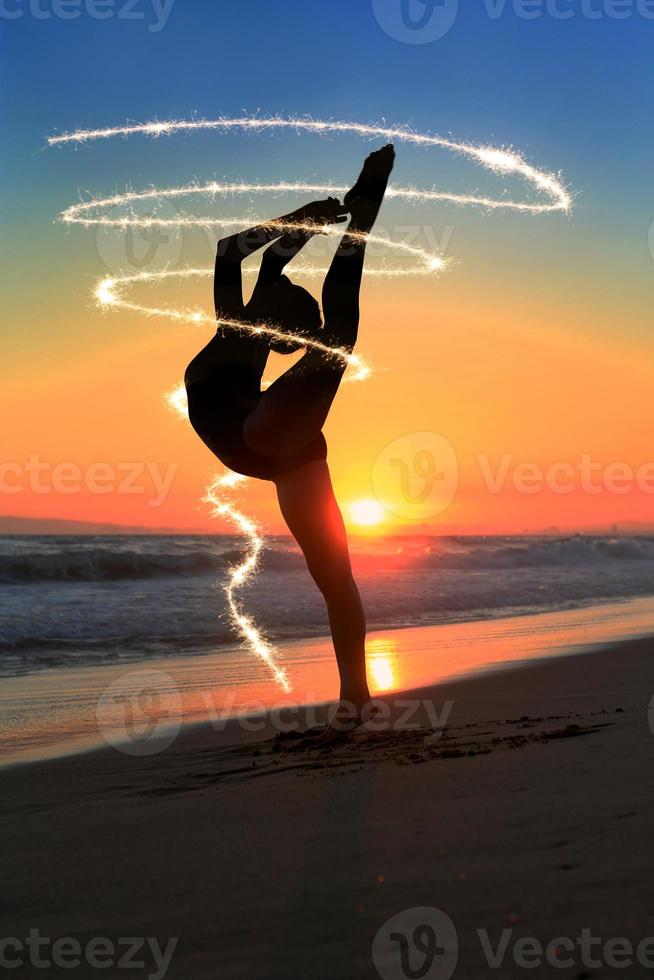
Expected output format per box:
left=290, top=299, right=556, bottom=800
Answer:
left=255, top=199, right=348, bottom=286
left=215, top=199, right=346, bottom=315
left=217, top=198, right=346, bottom=264
left=214, top=214, right=299, bottom=317
left=255, top=228, right=314, bottom=285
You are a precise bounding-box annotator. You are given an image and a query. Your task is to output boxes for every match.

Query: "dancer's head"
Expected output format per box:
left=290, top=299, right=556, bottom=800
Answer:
left=248, top=275, right=321, bottom=353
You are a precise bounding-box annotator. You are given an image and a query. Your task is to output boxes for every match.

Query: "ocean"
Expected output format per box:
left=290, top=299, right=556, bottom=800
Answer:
left=2, top=532, right=654, bottom=679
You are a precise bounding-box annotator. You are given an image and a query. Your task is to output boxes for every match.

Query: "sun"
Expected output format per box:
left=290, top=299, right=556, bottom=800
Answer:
left=347, top=498, right=386, bottom=529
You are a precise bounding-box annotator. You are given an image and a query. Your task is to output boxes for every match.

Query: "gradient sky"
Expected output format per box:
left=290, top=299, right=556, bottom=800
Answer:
left=1, top=0, right=652, bottom=533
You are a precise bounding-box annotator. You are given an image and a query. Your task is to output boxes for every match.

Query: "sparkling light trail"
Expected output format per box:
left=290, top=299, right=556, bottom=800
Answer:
left=203, top=473, right=291, bottom=692
left=95, top=269, right=370, bottom=381
left=66, top=208, right=446, bottom=277
left=52, top=112, right=571, bottom=692
left=49, top=114, right=571, bottom=214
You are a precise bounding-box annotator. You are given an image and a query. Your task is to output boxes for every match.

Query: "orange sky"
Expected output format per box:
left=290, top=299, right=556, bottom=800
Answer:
left=3, top=0, right=653, bottom=539
left=4, top=264, right=653, bottom=535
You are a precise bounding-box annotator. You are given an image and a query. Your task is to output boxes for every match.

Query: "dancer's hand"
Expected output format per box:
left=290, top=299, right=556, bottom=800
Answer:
left=294, top=197, right=348, bottom=229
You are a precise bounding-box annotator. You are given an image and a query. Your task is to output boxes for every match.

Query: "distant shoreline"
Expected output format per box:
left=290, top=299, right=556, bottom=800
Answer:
left=2, top=516, right=654, bottom=536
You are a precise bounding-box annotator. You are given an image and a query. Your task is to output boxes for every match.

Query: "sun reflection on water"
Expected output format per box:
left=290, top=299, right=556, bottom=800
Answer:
left=367, top=637, right=400, bottom=692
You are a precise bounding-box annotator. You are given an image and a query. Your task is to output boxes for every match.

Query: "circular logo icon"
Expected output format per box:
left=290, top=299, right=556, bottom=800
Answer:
left=95, top=198, right=183, bottom=275
left=372, top=906, right=459, bottom=980
left=96, top=669, right=183, bottom=756
left=372, top=432, right=459, bottom=520
left=372, top=0, right=459, bottom=44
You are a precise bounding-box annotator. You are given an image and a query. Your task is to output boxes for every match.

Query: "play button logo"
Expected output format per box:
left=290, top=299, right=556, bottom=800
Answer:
left=372, top=906, right=459, bottom=979
left=372, top=0, right=459, bottom=43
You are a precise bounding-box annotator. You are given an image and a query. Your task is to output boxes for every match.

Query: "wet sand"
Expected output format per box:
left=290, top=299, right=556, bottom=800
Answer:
left=3, top=595, right=654, bottom=768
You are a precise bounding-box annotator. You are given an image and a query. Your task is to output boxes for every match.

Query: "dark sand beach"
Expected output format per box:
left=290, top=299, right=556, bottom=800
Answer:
left=3, top=626, right=654, bottom=978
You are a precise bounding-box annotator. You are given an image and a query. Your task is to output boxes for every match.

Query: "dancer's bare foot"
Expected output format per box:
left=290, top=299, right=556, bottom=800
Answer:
left=311, top=694, right=381, bottom=744
left=344, top=144, right=395, bottom=228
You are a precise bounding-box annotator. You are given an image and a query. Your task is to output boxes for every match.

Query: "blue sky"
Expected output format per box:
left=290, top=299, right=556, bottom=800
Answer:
left=2, top=1, right=652, bottom=348
left=2, top=1, right=651, bottom=198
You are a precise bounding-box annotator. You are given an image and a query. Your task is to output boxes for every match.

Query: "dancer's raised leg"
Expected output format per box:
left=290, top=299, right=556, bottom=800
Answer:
left=243, top=145, right=395, bottom=458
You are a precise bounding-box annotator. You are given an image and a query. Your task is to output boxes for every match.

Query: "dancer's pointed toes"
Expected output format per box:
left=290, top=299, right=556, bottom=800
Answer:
left=364, top=143, right=396, bottom=175
left=343, top=143, right=395, bottom=219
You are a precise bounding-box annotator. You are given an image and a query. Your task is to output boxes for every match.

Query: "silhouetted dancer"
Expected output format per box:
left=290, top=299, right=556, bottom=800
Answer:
left=185, top=145, right=395, bottom=736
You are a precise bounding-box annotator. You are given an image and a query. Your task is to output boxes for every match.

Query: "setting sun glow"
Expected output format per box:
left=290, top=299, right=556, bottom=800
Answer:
left=347, top=498, right=386, bottom=528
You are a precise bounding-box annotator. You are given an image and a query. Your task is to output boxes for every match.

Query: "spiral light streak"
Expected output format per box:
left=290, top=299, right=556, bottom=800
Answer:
left=94, top=269, right=370, bottom=380
left=53, top=112, right=571, bottom=692
left=166, top=382, right=189, bottom=419
left=66, top=204, right=446, bottom=276
left=48, top=114, right=571, bottom=214
left=203, top=473, right=291, bottom=693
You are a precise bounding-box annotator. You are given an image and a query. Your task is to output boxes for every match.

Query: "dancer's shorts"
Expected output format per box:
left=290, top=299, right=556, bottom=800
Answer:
left=185, top=376, right=327, bottom=482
